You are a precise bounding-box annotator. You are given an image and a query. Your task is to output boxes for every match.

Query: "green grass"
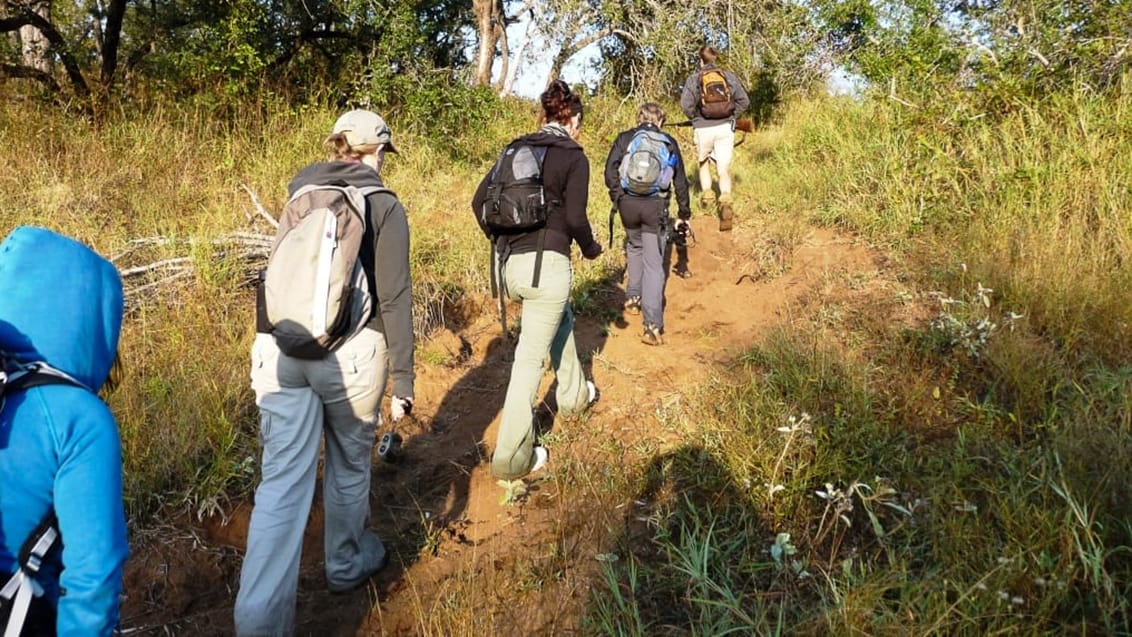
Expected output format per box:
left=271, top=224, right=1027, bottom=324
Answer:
left=588, top=87, right=1132, bottom=634
left=2, top=81, right=1130, bottom=634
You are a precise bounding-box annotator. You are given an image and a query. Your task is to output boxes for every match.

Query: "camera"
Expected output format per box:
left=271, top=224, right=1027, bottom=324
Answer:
left=671, top=221, right=690, bottom=248
left=377, top=432, right=403, bottom=463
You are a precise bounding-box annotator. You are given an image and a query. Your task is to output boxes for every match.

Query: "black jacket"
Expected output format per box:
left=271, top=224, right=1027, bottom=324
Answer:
left=471, top=125, right=603, bottom=259
left=287, top=160, right=415, bottom=398
left=603, top=123, right=692, bottom=221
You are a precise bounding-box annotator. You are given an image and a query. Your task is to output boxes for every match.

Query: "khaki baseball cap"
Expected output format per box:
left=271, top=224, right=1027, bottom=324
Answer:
left=330, top=109, right=398, bottom=153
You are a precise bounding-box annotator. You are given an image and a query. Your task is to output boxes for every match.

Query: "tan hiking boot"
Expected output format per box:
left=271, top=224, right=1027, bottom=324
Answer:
left=699, top=192, right=717, bottom=214
left=719, top=202, right=734, bottom=231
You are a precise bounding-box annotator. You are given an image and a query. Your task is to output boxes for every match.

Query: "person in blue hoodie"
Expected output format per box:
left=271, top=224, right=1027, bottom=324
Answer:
left=0, top=226, right=127, bottom=636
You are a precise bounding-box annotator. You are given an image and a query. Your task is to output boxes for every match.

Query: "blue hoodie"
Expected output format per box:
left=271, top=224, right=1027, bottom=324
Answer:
left=0, top=226, right=127, bottom=635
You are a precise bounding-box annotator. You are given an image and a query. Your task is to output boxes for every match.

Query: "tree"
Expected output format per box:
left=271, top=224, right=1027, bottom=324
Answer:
left=18, top=0, right=49, bottom=72
left=1, top=0, right=475, bottom=106
left=809, top=0, right=1132, bottom=107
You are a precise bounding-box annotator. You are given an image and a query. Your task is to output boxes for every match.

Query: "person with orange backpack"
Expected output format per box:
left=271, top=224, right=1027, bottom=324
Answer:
left=679, top=45, right=750, bottom=231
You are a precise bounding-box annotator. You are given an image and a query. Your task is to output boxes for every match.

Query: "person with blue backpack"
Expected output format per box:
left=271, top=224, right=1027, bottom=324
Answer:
left=604, top=102, right=693, bottom=345
left=0, top=226, right=128, bottom=636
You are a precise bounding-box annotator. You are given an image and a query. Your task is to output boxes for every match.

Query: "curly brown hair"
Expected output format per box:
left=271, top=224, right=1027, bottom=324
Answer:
left=539, top=79, right=584, bottom=126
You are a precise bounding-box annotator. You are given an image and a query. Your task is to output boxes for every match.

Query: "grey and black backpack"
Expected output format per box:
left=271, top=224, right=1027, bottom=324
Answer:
left=479, top=140, right=550, bottom=234
left=619, top=129, right=675, bottom=197
left=257, top=184, right=388, bottom=359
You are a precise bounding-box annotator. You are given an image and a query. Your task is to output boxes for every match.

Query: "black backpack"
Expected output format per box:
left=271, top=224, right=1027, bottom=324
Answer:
left=1, top=355, right=84, bottom=636
left=478, top=139, right=554, bottom=335
left=479, top=140, right=549, bottom=234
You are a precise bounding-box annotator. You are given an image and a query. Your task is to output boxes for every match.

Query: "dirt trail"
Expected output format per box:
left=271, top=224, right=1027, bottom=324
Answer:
left=119, top=214, right=885, bottom=635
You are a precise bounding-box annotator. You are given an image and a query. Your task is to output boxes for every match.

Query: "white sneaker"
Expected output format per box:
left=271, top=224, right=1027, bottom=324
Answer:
left=531, top=445, right=549, bottom=472
left=586, top=380, right=598, bottom=407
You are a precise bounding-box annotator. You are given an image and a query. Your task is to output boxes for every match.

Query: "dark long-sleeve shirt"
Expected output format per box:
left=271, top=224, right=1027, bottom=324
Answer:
left=471, top=125, right=603, bottom=260
left=288, top=161, right=416, bottom=398
left=603, top=123, right=693, bottom=221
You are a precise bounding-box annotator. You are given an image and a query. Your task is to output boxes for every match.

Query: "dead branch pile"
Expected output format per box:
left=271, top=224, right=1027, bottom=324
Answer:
left=113, top=232, right=273, bottom=313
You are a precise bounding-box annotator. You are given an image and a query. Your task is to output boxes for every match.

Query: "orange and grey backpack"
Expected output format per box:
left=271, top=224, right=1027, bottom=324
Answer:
left=699, top=68, right=735, bottom=119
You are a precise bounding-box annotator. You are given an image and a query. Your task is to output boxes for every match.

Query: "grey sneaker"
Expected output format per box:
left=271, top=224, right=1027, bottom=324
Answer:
left=641, top=323, right=664, bottom=346
left=328, top=548, right=388, bottom=594
left=623, top=296, right=642, bottom=315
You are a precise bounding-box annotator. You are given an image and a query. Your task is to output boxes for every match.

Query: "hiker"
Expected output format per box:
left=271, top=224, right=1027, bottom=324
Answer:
left=235, top=109, right=416, bottom=636
left=471, top=79, right=603, bottom=480
left=679, top=45, right=750, bottom=231
left=603, top=102, right=693, bottom=346
left=0, top=226, right=128, bottom=636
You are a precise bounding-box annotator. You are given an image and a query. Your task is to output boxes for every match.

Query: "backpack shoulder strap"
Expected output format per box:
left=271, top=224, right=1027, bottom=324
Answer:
left=2, top=361, right=90, bottom=396
left=1, top=511, right=59, bottom=637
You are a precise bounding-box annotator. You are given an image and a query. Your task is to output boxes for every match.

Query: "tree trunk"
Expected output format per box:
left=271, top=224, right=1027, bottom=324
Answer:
left=19, top=0, right=50, bottom=73
left=472, top=0, right=500, bottom=86
left=543, top=27, right=608, bottom=90
left=99, top=0, right=127, bottom=88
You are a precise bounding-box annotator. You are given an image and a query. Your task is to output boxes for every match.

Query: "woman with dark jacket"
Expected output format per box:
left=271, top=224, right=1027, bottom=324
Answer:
left=471, top=80, right=603, bottom=480
left=235, top=109, right=415, bottom=635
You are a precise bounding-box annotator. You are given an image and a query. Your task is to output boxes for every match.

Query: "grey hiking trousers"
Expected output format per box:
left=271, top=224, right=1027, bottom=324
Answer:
left=493, top=251, right=591, bottom=479
left=619, top=196, right=669, bottom=330
left=235, top=329, right=388, bottom=637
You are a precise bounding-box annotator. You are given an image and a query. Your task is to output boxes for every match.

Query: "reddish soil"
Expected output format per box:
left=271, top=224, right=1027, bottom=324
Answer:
left=118, top=214, right=903, bottom=635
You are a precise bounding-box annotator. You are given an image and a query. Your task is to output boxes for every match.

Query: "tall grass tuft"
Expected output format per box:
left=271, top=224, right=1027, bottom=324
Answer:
left=590, top=86, right=1131, bottom=633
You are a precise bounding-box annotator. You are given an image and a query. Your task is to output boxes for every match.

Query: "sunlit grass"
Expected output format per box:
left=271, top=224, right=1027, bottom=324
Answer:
left=2, top=83, right=1130, bottom=634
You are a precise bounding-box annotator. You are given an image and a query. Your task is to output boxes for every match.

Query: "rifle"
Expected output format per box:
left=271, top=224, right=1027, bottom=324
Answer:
left=670, top=117, right=752, bottom=146
left=671, top=117, right=753, bottom=132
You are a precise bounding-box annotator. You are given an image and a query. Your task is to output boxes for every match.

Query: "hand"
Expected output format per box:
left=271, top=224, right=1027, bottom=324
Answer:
left=391, top=396, right=413, bottom=422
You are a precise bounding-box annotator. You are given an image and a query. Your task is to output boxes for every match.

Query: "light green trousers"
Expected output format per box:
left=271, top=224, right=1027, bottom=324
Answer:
left=493, top=250, right=590, bottom=479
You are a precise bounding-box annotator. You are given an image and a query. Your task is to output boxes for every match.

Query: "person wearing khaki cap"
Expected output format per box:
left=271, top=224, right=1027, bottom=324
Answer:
left=235, top=109, right=415, bottom=636
left=329, top=108, right=399, bottom=153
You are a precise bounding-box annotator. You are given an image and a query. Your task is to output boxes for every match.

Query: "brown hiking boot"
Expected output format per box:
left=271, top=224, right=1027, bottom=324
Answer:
left=719, top=202, right=734, bottom=232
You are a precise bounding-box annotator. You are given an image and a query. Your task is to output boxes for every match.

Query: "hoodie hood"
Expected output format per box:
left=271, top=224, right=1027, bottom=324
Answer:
left=521, top=125, right=584, bottom=151
left=289, top=160, right=386, bottom=195
left=0, top=226, right=123, bottom=391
